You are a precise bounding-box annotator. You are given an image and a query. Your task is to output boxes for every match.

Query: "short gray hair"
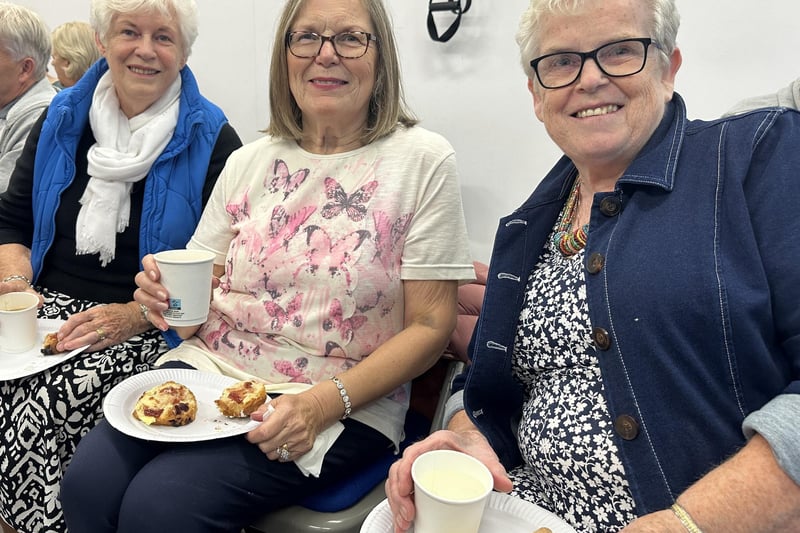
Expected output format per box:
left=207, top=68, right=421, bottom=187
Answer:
left=515, top=0, right=680, bottom=80
left=90, top=0, right=198, bottom=59
left=0, top=2, right=52, bottom=80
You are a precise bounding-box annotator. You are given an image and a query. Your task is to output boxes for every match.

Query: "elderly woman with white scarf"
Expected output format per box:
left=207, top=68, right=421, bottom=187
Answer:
left=0, top=0, right=241, bottom=531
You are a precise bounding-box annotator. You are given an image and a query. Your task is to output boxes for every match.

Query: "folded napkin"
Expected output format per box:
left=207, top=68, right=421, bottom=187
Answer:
left=261, top=401, right=345, bottom=477
left=295, top=421, right=345, bottom=477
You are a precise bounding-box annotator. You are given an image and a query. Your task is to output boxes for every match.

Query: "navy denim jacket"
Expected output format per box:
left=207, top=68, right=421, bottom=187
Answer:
left=455, top=94, right=800, bottom=514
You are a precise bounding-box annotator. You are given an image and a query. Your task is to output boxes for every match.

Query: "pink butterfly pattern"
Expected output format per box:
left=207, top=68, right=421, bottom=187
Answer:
left=225, top=189, right=251, bottom=224
left=302, top=225, right=370, bottom=282
left=321, top=177, right=378, bottom=221
left=264, top=293, right=304, bottom=331
left=196, top=154, right=421, bottom=389
left=268, top=205, right=316, bottom=254
left=203, top=320, right=236, bottom=351
left=372, top=211, right=413, bottom=272
left=218, top=257, right=234, bottom=295
left=236, top=341, right=261, bottom=361
left=273, top=357, right=312, bottom=384
left=267, top=159, right=309, bottom=200
left=323, top=298, right=368, bottom=343
left=239, top=205, right=315, bottom=294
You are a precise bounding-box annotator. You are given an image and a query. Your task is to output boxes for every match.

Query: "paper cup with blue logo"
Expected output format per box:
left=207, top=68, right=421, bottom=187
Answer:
left=153, top=249, right=216, bottom=327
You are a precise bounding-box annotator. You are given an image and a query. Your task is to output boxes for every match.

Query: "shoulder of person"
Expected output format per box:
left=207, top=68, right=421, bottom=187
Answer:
left=8, top=79, right=55, bottom=120
left=724, top=78, right=800, bottom=117
left=380, top=124, right=455, bottom=154
left=222, top=134, right=289, bottom=165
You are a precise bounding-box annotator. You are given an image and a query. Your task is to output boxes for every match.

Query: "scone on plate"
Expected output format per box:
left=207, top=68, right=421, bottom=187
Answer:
left=215, top=379, right=267, bottom=418
left=41, top=332, right=62, bottom=355
left=132, top=380, right=198, bottom=427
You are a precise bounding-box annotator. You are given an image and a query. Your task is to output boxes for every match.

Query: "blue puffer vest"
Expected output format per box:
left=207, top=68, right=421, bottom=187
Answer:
left=30, top=59, right=230, bottom=347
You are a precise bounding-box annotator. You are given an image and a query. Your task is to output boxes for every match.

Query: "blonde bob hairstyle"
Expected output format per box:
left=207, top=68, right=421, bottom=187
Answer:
left=265, top=0, right=417, bottom=145
left=52, top=22, right=101, bottom=84
left=515, top=0, right=680, bottom=81
left=89, top=0, right=198, bottom=60
left=0, top=2, right=51, bottom=80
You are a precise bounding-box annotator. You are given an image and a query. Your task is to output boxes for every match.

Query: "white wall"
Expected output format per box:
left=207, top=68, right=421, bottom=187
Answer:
left=18, top=1, right=800, bottom=263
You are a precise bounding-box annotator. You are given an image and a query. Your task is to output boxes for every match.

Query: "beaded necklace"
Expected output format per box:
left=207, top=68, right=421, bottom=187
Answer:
left=552, top=178, right=588, bottom=256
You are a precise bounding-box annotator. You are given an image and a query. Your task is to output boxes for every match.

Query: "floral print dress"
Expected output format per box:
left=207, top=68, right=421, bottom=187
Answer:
left=508, top=238, right=638, bottom=532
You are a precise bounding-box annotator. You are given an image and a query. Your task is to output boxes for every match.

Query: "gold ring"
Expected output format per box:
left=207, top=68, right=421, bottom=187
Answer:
left=277, top=443, right=290, bottom=462
left=96, top=328, right=106, bottom=341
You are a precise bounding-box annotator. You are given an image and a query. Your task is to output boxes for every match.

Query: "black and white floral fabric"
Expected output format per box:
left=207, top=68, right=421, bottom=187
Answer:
left=508, top=240, right=638, bottom=532
left=0, top=288, right=167, bottom=533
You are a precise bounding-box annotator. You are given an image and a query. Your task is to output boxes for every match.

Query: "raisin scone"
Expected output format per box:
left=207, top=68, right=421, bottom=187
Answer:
left=41, top=332, right=62, bottom=355
left=132, top=381, right=198, bottom=426
left=215, top=379, right=267, bottom=418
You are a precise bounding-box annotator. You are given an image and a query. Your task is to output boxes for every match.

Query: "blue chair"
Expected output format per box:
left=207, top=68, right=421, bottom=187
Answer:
left=246, top=359, right=464, bottom=533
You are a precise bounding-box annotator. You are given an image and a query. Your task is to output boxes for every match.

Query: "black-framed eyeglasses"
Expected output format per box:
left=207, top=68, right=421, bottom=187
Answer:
left=286, top=31, right=377, bottom=59
left=530, top=37, right=661, bottom=89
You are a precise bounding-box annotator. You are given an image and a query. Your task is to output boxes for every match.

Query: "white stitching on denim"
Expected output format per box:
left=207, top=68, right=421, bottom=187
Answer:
left=486, top=341, right=507, bottom=352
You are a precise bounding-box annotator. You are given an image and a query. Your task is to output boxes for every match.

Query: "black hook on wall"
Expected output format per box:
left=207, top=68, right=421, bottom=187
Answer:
left=427, top=0, right=473, bottom=42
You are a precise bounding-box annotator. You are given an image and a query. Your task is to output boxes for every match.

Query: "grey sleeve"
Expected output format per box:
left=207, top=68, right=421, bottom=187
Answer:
left=724, top=78, right=800, bottom=116
left=441, top=389, right=465, bottom=430
left=742, top=393, right=800, bottom=485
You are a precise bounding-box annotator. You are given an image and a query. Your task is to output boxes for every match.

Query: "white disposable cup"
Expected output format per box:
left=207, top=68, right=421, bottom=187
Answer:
left=0, top=291, right=40, bottom=353
left=411, top=450, right=493, bottom=533
left=153, top=249, right=216, bottom=327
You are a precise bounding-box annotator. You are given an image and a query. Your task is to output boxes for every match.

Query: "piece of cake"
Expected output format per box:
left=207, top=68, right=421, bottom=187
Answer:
left=132, top=380, right=197, bottom=427
left=41, top=332, right=62, bottom=355
left=215, top=379, right=267, bottom=418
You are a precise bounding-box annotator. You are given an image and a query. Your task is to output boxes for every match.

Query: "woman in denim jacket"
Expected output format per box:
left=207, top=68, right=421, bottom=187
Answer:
left=386, top=0, right=800, bottom=531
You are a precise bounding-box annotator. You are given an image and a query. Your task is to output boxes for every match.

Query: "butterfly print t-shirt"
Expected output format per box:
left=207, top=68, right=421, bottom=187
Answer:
left=159, top=126, right=474, bottom=445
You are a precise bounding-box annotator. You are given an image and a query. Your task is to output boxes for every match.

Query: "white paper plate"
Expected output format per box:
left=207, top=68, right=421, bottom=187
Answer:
left=0, top=319, right=90, bottom=381
left=103, top=368, right=260, bottom=442
left=361, top=492, right=576, bottom=533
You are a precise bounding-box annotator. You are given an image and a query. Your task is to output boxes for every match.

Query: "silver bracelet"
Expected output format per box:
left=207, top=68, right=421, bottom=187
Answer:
left=331, top=376, right=352, bottom=419
left=2, top=274, right=32, bottom=287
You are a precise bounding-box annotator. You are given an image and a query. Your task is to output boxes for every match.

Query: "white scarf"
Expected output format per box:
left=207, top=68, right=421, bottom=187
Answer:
left=76, top=71, right=181, bottom=266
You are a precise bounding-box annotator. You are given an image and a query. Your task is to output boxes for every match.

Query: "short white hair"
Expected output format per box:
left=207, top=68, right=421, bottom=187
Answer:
left=516, top=0, right=680, bottom=79
left=90, top=0, right=198, bottom=59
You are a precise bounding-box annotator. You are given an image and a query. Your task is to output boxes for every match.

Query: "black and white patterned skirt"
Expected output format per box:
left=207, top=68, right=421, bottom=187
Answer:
left=0, top=289, right=168, bottom=533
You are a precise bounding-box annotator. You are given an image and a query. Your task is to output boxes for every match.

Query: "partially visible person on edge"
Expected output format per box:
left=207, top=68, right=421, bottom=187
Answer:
left=50, top=21, right=101, bottom=90
left=59, top=0, right=475, bottom=531
left=725, top=78, right=800, bottom=115
left=0, top=0, right=242, bottom=530
left=386, top=0, right=800, bottom=532
left=0, top=2, right=56, bottom=193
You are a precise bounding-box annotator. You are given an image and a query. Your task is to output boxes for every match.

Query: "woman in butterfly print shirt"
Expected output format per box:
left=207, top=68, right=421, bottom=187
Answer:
left=61, top=0, right=474, bottom=530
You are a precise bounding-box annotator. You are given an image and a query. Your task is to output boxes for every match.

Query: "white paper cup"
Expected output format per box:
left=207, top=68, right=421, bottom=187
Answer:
left=0, top=292, right=39, bottom=354
left=153, top=249, right=216, bottom=327
left=411, top=450, right=493, bottom=533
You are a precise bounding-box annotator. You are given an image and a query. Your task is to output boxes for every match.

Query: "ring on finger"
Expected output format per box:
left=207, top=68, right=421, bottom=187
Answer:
left=96, top=327, right=106, bottom=341
left=276, top=443, right=290, bottom=462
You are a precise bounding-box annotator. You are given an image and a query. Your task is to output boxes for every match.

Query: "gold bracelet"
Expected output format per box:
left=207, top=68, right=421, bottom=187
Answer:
left=671, top=502, right=704, bottom=533
left=2, top=274, right=32, bottom=287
